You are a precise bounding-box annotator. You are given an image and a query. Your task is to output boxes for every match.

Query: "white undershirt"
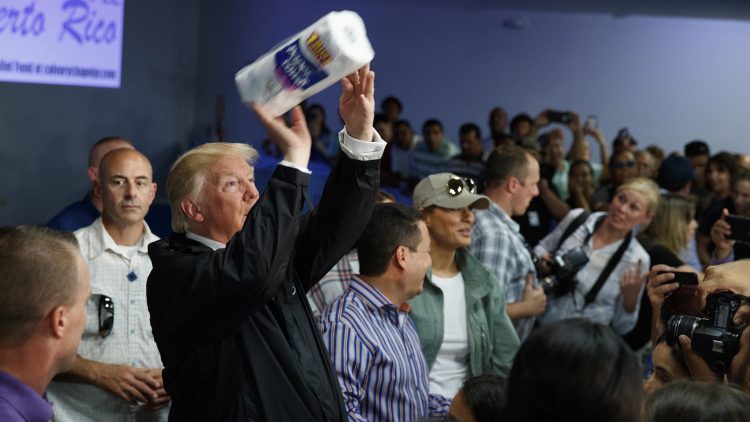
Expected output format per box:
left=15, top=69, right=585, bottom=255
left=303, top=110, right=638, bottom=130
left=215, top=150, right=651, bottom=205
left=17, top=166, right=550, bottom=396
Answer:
left=428, top=272, right=469, bottom=398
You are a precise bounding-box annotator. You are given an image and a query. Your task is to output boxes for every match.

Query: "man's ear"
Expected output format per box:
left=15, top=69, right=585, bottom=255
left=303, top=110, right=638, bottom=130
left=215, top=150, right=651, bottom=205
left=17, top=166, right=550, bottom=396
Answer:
left=393, top=245, right=408, bottom=270
left=93, top=180, right=103, bottom=198
left=146, top=183, right=157, bottom=206
left=48, top=306, right=67, bottom=339
left=418, top=208, right=431, bottom=228
left=181, top=198, right=203, bottom=223
left=87, top=166, right=98, bottom=184
left=507, top=176, right=519, bottom=194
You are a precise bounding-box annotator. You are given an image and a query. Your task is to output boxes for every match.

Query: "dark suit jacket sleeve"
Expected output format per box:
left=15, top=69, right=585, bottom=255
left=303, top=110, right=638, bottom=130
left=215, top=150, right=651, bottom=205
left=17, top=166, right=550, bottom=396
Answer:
left=148, top=164, right=310, bottom=356
left=294, top=153, right=380, bottom=292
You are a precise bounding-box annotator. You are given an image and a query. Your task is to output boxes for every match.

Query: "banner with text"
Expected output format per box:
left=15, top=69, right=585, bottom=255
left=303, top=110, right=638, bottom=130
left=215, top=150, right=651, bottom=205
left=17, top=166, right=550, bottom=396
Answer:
left=0, top=0, right=124, bottom=88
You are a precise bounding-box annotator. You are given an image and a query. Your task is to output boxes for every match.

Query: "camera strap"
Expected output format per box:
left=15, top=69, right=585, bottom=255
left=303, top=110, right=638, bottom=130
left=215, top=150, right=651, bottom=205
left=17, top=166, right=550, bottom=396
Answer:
left=582, top=215, right=633, bottom=308
left=555, top=210, right=591, bottom=251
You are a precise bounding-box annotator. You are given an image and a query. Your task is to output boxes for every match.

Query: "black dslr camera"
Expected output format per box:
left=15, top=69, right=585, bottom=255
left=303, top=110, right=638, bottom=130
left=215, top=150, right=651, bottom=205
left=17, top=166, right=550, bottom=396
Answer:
left=539, top=247, right=589, bottom=297
left=666, top=291, right=744, bottom=375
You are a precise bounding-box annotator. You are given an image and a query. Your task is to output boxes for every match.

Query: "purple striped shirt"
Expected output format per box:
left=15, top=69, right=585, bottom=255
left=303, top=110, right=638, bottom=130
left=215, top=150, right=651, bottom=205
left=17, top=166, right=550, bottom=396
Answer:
left=319, top=276, right=451, bottom=422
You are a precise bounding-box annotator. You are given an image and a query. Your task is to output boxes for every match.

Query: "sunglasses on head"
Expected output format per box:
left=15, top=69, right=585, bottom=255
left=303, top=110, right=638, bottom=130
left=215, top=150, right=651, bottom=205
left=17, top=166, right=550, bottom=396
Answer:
left=99, top=295, right=114, bottom=338
left=611, top=160, right=636, bottom=170
left=446, top=176, right=478, bottom=196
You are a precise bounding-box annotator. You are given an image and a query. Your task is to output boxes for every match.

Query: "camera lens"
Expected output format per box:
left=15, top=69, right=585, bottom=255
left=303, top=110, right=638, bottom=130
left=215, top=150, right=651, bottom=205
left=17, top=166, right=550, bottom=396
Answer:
left=665, top=315, right=701, bottom=347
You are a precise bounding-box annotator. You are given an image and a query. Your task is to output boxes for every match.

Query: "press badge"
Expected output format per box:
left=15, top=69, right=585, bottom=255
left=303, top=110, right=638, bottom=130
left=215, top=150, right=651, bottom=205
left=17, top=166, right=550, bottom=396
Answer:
left=528, top=211, right=540, bottom=227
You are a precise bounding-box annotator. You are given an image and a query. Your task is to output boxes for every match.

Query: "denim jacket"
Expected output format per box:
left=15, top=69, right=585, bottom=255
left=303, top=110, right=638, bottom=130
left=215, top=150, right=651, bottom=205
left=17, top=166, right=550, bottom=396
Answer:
left=409, top=248, right=520, bottom=377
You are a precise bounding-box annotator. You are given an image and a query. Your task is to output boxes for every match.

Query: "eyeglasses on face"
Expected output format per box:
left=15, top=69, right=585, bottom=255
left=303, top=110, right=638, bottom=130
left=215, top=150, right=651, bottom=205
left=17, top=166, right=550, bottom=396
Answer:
left=611, top=161, right=636, bottom=170
left=99, top=295, right=114, bottom=338
left=446, top=176, right=478, bottom=196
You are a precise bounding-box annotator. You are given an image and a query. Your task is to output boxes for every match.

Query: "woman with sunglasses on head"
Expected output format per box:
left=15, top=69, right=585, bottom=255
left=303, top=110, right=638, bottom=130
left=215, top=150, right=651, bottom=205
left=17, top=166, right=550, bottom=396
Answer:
left=408, top=173, right=520, bottom=400
left=533, top=177, right=659, bottom=336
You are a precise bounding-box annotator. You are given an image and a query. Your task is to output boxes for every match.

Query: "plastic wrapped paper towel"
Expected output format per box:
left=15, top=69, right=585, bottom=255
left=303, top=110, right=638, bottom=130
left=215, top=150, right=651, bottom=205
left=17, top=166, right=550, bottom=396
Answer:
left=235, top=10, right=375, bottom=117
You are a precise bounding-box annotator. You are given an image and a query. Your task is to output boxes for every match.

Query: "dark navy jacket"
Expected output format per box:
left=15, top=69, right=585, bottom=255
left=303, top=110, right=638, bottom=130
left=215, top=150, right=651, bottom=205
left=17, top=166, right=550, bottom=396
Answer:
left=147, top=155, right=379, bottom=421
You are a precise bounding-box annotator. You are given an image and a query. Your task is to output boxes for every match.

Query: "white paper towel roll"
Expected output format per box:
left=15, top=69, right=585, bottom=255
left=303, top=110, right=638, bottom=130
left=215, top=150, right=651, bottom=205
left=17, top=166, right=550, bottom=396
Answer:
left=235, top=10, right=375, bottom=117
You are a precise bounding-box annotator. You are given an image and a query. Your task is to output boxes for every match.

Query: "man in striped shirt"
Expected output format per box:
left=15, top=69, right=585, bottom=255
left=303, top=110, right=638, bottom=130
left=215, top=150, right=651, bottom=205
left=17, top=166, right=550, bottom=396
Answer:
left=320, top=204, right=451, bottom=421
left=409, top=119, right=459, bottom=188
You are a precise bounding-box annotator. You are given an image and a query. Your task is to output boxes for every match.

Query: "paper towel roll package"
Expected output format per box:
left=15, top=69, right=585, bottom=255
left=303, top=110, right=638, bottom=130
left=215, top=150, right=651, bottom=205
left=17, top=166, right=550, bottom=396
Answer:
left=235, top=10, right=375, bottom=117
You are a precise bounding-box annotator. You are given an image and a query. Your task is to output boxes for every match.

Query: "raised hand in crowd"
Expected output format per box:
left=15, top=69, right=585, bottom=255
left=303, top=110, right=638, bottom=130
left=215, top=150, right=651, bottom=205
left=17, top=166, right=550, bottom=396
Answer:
left=646, top=265, right=684, bottom=311
left=619, top=260, right=646, bottom=313
left=565, top=111, right=583, bottom=139
left=532, top=108, right=550, bottom=132
left=251, top=103, right=312, bottom=168
left=710, top=208, right=735, bottom=261
left=339, top=63, right=375, bottom=141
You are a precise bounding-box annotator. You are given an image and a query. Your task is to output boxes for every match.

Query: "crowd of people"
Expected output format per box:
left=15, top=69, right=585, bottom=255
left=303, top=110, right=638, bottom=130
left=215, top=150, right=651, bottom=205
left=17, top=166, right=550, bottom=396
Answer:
left=4, top=63, right=750, bottom=422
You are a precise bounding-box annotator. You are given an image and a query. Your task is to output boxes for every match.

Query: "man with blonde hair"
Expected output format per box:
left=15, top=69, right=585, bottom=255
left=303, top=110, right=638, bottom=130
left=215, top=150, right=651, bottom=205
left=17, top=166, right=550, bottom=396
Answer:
left=0, top=226, right=90, bottom=421
left=147, top=64, right=385, bottom=421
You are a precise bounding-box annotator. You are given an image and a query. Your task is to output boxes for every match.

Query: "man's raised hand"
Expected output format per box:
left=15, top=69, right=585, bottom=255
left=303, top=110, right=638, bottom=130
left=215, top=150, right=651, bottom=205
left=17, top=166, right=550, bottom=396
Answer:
left=339, top=63, right=375, bottom=141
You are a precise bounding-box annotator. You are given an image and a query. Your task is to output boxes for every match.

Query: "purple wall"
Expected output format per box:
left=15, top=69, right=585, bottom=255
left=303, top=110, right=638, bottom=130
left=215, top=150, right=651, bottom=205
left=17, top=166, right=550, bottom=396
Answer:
left=194, top=0, right=750, bottom=158
left=2, top=0, right=749, bottom=224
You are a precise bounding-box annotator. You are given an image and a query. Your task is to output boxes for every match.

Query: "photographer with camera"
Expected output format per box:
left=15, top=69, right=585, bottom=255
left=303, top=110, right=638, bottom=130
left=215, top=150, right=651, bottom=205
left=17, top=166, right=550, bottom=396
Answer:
left=645, top=259, right=750, bottom=394
left=670, top=260, right=750, bottom=393
left=533, top=177, right=660, bottom=334
left=471, top=144, right=545, bottom=341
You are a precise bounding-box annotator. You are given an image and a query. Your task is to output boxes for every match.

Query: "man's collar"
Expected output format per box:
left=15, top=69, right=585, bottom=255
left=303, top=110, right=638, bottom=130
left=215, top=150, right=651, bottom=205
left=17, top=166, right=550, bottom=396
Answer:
left=186, top=231, right=226, bottom=251
left=84, top=218, right=156, bottom=259
left=349, top=275, right=396, bottom=310
left=487, top=201, right=520, bottom=232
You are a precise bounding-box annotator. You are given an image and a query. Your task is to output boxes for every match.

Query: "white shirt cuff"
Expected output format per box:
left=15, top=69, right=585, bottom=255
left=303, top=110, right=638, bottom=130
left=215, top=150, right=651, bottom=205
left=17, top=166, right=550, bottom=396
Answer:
left=338, top=127, right=387, bottom=161
left=278, top=160, right=312, bottom=174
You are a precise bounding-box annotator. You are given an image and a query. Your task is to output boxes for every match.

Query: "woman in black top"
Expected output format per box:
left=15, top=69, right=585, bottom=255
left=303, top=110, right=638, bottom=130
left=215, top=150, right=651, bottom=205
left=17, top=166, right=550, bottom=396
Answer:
left=710, top=169, right=750, bottom=263
left=697, top=152, right=740, bottom=266
left=624, top=194, right=700, bottom=350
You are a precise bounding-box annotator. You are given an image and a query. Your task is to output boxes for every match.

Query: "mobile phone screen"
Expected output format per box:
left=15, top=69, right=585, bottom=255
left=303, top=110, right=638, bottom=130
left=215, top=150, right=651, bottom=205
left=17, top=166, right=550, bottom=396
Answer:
left=585, top=115, right=598, bottom=129
left=726, top=214, right=750, bottom=243
left=658, top=271, right=698, bottom=286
